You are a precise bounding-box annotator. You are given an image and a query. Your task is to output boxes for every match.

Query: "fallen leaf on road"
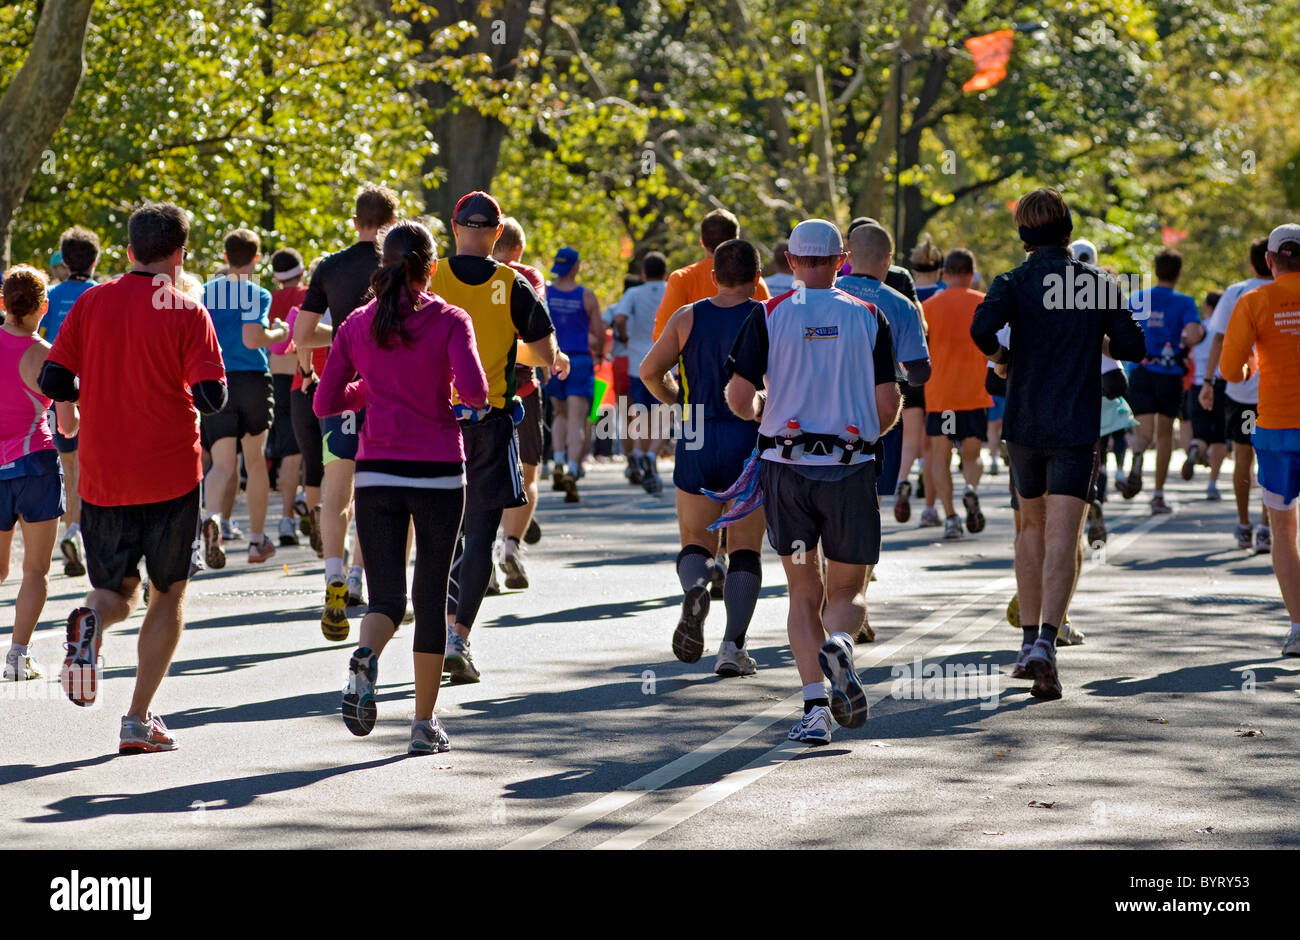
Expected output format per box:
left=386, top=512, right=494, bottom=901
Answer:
left=1147, top=717, right=1169, bottom=724
left=1235, top=729, right=1264, bottom=737
left=1028, top=801, right=1057, bottom=809
left=982, top=831, right=1005, bottom=836
left=869, top=741, right=891, bottom=748
left=1195, top=826, right=1217, bottom=834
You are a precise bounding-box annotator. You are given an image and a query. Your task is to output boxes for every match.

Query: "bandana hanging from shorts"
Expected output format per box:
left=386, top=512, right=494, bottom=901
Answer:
left=702, top=447, right=763, bottom=530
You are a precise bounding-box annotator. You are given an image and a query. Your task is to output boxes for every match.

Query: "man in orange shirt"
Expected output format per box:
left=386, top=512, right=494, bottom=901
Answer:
left=652, top=208, right=771, bottom=341
left=1221, top=223, right=1300, bottom=656
left=921, top=249, right=993, bottom=540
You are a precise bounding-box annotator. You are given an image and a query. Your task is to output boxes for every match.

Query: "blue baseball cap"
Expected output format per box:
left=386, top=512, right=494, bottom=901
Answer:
left=50, top=250, right=64, bottom=267
left=551, top=246, right=579, bottom=277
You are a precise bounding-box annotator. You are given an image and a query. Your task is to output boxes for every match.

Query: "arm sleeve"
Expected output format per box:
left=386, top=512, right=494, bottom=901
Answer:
left=985, top=367, right=1008, bottom=397
left=1219, top=295, right=1256, bottom=382
left=449, top=310, right=490, bottom=410
left=872, top=311, right=904, bottom=385
left=725, top=305, right=768, bottom=387
left=970, top=274, right=1013, bottom=356
left=903, top=359, right=931, bottom=386
left=38, top=360, right=79, bottom=402
left=652, top=272, right=686, bottom=341
left=191, top=379, right=228, bottom=414
left=510, top=276, right=554, bottom=343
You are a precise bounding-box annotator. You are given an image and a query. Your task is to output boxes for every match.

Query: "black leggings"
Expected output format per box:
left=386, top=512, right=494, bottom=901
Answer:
left=354, top=485, right=464, bottom=654
left=446, top=507, right=503, bottom=630
left=291, top=386, right=324, bottom=488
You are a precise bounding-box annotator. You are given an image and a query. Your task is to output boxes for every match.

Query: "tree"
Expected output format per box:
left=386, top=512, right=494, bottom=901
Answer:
left=0, top=0, right=95, bottom=269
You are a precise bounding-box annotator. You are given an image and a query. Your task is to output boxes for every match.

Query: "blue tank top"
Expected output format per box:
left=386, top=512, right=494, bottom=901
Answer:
left=679, top=299, right=763, bottom=424
left=546, top=285, right=590, bottom=354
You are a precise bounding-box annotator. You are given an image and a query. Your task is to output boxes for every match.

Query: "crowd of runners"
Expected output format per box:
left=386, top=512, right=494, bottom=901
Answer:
left=2, top=182, right=1298, bottom=754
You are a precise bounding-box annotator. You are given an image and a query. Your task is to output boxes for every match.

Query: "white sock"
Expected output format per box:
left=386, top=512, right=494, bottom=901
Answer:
left=251, top=533, right=264, bottom=544
left=1153, top=490, right=1163, bottom=498
left=9, top=643, right=28, bottom=657
left=568, top=461, right=579, bottom=475
left=802, top=682, right=825, bottom=701
left=349, top=565, right=363, bottom=581
left=65, top=522, right=80, bottom=539
left=965, top=484, right=977, bottom=495
left=1291, top=623, right=1300, bottom=634
left=554, top=450, right=566, bottom=466
left=325, top=557, right=345, bottom=580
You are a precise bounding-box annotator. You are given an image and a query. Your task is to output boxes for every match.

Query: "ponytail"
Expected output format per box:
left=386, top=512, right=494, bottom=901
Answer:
left=368, top=220, right=436, bottom=349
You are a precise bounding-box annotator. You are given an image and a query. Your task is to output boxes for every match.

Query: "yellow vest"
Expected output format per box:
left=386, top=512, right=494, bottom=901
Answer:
left=432, top=262, right=519, bottom=408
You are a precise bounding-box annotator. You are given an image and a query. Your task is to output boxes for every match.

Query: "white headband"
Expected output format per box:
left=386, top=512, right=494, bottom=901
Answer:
left=273, top=264, right=304, bottom=281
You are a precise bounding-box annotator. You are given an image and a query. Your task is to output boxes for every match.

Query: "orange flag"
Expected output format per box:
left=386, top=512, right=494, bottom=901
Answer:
left=963, top=29, right=1015, bottom=92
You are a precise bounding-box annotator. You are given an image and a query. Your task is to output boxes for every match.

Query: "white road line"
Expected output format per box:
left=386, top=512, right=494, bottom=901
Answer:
left=506, top=508, right=1167, bottom=850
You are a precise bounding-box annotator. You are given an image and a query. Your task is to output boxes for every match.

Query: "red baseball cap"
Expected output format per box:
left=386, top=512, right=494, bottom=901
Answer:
left=453, top=191, right=502, bottom=228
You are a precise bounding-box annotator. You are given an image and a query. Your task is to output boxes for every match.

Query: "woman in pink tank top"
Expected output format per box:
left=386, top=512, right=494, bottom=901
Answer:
left=1, top=266, right=78, bottom=681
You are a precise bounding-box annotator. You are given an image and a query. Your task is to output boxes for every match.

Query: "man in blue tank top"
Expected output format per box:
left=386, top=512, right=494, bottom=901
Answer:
left=641, top=239, right=766, bottom=678
left=544, top=247, right=604, bottom=502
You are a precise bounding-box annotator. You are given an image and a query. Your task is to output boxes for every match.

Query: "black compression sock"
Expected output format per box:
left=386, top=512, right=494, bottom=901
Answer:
left=1022, top=625, right=1038, bottom=646
left=1038, top=623, right=1060, bottom=645
left=804, top=698, right=830, bottom=714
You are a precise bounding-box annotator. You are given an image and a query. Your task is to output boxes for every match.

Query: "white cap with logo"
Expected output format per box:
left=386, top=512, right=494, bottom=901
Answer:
left=787, top=219, right=844, bottom=257
left=1267, top=223, right=1300, bottom=255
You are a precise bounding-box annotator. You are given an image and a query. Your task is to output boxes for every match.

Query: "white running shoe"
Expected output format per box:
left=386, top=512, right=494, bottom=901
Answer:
left=714, top=641, right=757, bottom=677
left=3, top=648, right=42, bottom=681
left=1282, top=627, right=1300, bottom=658
left=345, top=570, right=365, bottom=606
left=788, top=704, right=833, bottom=745
left=409, top=716, right=451, bottom=755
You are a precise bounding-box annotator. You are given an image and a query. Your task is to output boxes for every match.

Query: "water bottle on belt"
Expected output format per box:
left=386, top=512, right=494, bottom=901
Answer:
left=835, top=425, right=861, bottom=465
left=509, top=395, right=525, bottom=426
left=453, top=403, right=491, bottom=423
left=1160, top=341, right=1175, bottom=368
left=778, top=419, right=804, bottom=460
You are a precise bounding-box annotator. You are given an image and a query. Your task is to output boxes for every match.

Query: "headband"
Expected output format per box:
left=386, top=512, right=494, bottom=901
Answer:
left=273, top=264, right=304, bottom=280
left=1019, top=208, right=1073, bottom=247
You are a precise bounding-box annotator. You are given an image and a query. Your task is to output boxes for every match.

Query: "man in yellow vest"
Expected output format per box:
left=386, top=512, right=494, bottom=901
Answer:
left=432, top=191, right=568, bottom=683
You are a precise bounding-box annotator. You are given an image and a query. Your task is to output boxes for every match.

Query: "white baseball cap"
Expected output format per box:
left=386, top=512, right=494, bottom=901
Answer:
left=788, top=219, right=844, bottom=257
left=1069, top=238, right=1099, bottom=264
left=1267, top=223, right=1300, bottom=255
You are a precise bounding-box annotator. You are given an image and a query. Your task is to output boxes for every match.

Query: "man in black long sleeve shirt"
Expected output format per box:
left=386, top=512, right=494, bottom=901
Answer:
left=969, top=188, right=1145, bottom=701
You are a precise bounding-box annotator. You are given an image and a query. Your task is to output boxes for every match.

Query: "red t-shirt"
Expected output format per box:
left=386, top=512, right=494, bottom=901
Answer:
left=48, top=271, right=225, bottom=506
left=269, top=283, right=308, bottom=327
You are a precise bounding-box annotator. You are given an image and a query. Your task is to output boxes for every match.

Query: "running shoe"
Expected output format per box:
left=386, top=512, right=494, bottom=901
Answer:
left=119, top=713, right=178, bottom=754
left=3, top=648, right=42, bottom=681
left=202, top=516, right=226, bottom=570
left=278, top=516, right=299, bottom=547
left=409, top=717, right=451, bottom=755
left=575, top=463, right=586, bottom=480
left=221, top=518, right=244, bottom=542
left=552, top=465, right=566, bottom=492
left=1056, top=620, right=1086, bottom=646
left=501, top=540, right=529, bottom=590
left=341, top=647, right=378, bottom=736
left=60, top=534, right=85, bottom=577
left=989, top=454, right=1000, bottom=476
left=963, top=490, right=985, bottom=533
left=1006, top=593, right=1020, bottom=628
left=1255, top=526, right=1271, bottom=555
left=1236, top=523, right=1254, bottom=551
left=626, top=455, right=643, bottom=486
left=1086, top=500, right=1107, bottom=546
left=1010, top=642, right=1033, bottom=679
left=248, top=534, right=276, bottom=564
left=321, top=578, right=350, bottom=642
left=640, top=455, right=663, bottom=495
left=918, top=505, right=941, bottom=528
left=915, top=473, right=925, bottom=501
left=308, top=505, right=324, bottom=557
left=1150, top=493, right=1172, bottom=515
left=1205, top=481, right=1222, bottom=501
left=672, top=584, right=710, bottom=664
left=60, top=607, right=102, bottom=707
left=855, top=616, right=875, bottom=644
left=709, top=554, right=727, bottom=600
left=1023, top=638, right=1062, bottom=701
left=818, top=632, right=868, bottom=728
left=894, top=480, right=912, bottom=523
left=1282, top=626, right=1300, bottom=658
left=943, top=514, right=962, bottom=540
left=486, top=560, right=502, bottom=595
left=1116, top=465, right=1142, bottom=499
left=560, top=469, right=579, bottom=503
left=1180, top=443, right=1200, bottom=481
left=294, top=496, right=309, bottom=525
left=444, top=629, right=481, bottom=684
left=524, top=517, right=542, bottom=545
left=788, top=704, right=833, bottom=746
left=714, top=640, right=757, bottom=677
left=346, top=570, right=365, bottom=606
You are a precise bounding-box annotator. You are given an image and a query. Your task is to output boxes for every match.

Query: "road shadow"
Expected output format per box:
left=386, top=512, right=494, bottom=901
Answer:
left=1082, top=659, right=1293, bottom=697
left=102, top=644, right=341, bottom=680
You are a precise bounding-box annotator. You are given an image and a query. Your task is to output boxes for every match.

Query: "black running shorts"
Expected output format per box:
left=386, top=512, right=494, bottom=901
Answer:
left=1006, top=441, right=1096, bottom=501
left=202, top=370, right=274, bottom=446
left=463, top=408, right=526, bottom=514
left=760, top=460, right=881, bottom=565
left=515, top=366, right=544, bottom=468
left=1127, top=367, right=1183, bottom=419
left=268, top=373, right=300, bottom=458
left=901, top=383, right=926, bottom=411
left=82, top=485, right=201, bottom=592
left=1224, top=398, right=1257, bottom=447
left=924, top=408, right=988, bottom=443
left=1187, top=379, right=1226, bottom=445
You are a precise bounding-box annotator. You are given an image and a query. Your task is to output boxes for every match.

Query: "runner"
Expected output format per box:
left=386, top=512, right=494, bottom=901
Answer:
left=1, top=266, right=76, bottom=681
left=971, top=188, right=1146, bottom=700
left=545, top=247, right=604, bottom=501
left=492, top=217, right=549, bottom=587
left=39, top=201, right=228, bottom=752
left=38, top=226, right=99, bottom=578
left=641, top=238, right=766, bottom=676
left=1181, top=290, right=1227, bottom=499
left=432, top=191, right=567, bottom=684
left=293, top=184, right=400, bottom=638
left=921, top=249, right=992, bottom=539
left=313, top=220, right=489, bottom=752
left=1117, top=248, right=1204, bottom=514
left=200, top=229, right=286, bottom=567
left=267, top=248, right=308, bottom=546
left=1200, top=236, right=1273, bottom=552
left=765, top=240, right=794, bottom=294
left=1220, top=223, right=1300, bottom=656
left=607, top=251, right=668, bottom=494
left=725, top=219, right=902, bottom=744
left=910, top=235, right=946, bottom=302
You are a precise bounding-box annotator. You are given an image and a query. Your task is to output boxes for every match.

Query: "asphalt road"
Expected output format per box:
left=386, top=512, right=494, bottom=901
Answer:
left=2, top=455, right=1297, bottom=849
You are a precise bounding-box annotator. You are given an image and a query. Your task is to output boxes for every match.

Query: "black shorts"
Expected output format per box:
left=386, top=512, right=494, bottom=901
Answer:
left=760, top=460, right=881, bottom=565
left=268, top=373, right=300, bottom=459
left=1225, top=398, right=1258, bottom=446
left=1006, top=441, right=1097, bottom=501
left=516, top=381, right=544, bottom=467
left=463, top=409, right=526, bottom=514
left=674, top=420, right=757, bottom=494
left=82, top=485, right=201, bottom=592
left=291, top=386, right=324, bottom=488
left=1187, top=380, right=1226, bottom=445
left=202, top=371, right=274, bottom=446
left=901, top=383, right=926, bottom=411
left=1127, top=367, right=1183, bottom=419
left=925, top=408, right=988, bottom=442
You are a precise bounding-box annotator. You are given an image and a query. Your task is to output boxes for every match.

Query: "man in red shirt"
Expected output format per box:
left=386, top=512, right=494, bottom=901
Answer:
left=40, top=202, right=228, bottom=755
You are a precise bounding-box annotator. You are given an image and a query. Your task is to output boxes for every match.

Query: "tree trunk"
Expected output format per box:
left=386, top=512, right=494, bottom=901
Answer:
left=0, top=0, right=96, bottom=269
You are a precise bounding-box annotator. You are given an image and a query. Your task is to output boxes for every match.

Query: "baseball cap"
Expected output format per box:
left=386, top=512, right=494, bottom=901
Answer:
left=453, top=191, right=502, bottom=228
left=551, top=247, right=579, bottom=277
left=1267, top=223, right=1300, bottom=255
left=50, top=250, right=64, bottom=267
left=1069, top=238, right=1099, bottom=264
left=787, top=219, right=844, bottom=257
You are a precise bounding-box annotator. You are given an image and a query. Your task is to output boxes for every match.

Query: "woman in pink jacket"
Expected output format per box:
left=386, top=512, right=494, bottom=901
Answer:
left=315, top=221, right=488, bottom=755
